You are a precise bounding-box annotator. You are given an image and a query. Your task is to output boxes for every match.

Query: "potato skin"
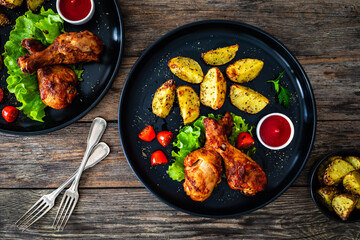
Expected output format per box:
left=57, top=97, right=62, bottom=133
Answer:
left=176, top=86, right=200, bottom=125
left=168, top=57, right=204, bottom=84
left=152, top=79, right=176, bottom=118
left=332, top=193, right=358, bottom=221
left=229, top=84, right=269, bottom=114
left=323, top=159, right=355, bottom=186
left=200, top=67, right=226, bottom=110
left=226, top=58, right=264, bottom=83
left=344, top=156, right=360, bottom=170
left=201, top=44, right=239, bottom=66
left=0, top=0, right=23, bottom=8
left=343, top=171, right=360, bottom=195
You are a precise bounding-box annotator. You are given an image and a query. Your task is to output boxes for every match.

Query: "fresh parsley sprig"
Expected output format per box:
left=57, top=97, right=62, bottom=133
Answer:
left=267, top=70, right=291, bottom=108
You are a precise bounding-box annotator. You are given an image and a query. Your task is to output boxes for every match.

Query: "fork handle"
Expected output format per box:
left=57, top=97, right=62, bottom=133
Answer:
left=49, top=142, right=110, bottom=199
left=72, top=117, right=107, bottom=189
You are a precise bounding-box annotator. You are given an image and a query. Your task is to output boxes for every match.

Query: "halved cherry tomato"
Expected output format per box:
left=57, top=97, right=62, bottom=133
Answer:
left=157, top=131, right=173, bottom=147
left=151, top=150, right=168, bottom=165
left=2, top=106, right=19, bottom=123
left=0, top=88, right=3, bottom=103
left=236, top=132, right=255, bottom=150
left=138, top=125, right=156, bottom=141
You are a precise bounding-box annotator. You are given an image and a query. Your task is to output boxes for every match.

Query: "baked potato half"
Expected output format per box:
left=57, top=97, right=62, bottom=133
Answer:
left=200, top=67, right=226, bottom=110
left=0, top=0, right=23, bottom=8
left=229, top=84, right=269, bottom=114
left=343, top=171, right=360, bottom=195
left=152, top=79, right=176, bottom=118
left=226, top=58, right=264, bottom=83
left=332, top=193, right=358, bottom=221
left=177, top=86, right=200, bottom=125
left=27, top=0, right=47, bottom=12
left=317, top=186, right=341, bottom=211
left=201, top=44, right=239, bottom=66
left=168, top=57, right=204, bottom=84
left=323, top=159, right=355, bottom=186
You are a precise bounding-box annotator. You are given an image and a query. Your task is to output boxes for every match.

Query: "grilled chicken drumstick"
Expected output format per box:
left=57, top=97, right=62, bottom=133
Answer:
left=183, top=147, right=222, bottom=201
left=21, top=38, right=78, bottom=109
left=17, top=30, right=103, bottom=74
left=203, top=114, right=267, bottom=196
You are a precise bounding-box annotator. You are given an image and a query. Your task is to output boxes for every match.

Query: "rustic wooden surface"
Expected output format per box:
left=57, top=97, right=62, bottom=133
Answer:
left=1, top=0, right=360, bottom=239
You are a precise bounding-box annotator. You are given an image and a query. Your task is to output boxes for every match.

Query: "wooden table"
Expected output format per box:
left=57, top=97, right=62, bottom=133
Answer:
left=1, top=0, right=360, bottom=239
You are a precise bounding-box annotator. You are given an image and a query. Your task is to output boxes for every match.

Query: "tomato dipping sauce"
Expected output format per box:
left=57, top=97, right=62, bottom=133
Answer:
left=257, top=113, right=294, bottom=150
left=59, top=0, right=92, bottom=21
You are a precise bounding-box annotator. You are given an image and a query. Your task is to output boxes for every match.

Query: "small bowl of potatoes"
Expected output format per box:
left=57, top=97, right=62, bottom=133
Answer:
left=310, top=149, right=360, bottom=222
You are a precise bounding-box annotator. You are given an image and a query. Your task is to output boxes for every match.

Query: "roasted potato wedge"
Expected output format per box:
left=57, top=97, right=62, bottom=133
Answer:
left=332, top=193, right=358, bottom=221
left=201, top=44, right=239, bottom=66
left=200, top=67, right=226, bottom=110
left=27, top=0, right=47, bottom=12
left=317, top=156, right=343, bottom=184
left=323, top=159, right=355, bottom=186
left=177, top=86, right=200, bottom=125
left=344, top=156, right=360, bottom=170
left=168, top=57, right=204, bottom=84
left=0, top=11, right=10, bottom=27
left=229, top=84, right=269, bottom=114
left=152, top=79, right=176, bottom=118
left=226, top=58, right=264, bottom=83
left=0, top=0, right=23, bottom=8
left=317, top=186, right=341, bottom=211
left=343, top=171, right=360, bottom=195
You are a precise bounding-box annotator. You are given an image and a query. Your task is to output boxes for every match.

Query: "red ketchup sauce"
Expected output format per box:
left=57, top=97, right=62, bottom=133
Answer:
left=259, top=115, right=291, bottom=147
left=59, top=0, right=92, bottom=21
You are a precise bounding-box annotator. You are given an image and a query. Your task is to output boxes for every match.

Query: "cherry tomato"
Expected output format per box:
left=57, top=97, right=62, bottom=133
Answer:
left=138, top=125, right=156, bottom=141
left=2, top=106, right=19, bottom=123
left=151, top=150, right=168, bottom=165
left=157, top=131, right=173, bottom=147
left=236, top=132, right=255, bottom=150
left=0, top=88, right=3, bottom=103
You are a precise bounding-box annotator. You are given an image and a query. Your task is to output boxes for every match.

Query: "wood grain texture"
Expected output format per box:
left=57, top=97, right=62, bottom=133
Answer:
left=1, top=188, right=360, bottom=239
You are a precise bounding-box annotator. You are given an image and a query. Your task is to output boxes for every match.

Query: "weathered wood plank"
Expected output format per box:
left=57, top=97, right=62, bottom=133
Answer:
left=1, top=120, right=359, bottom=188
left=1, top=187, right=360, bottom=239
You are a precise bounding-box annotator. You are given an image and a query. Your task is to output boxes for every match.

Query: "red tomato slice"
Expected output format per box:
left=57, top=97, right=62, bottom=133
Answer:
left=2, top=106, right=19, bottom=123
left=138, top=125, right=156, bottom=141
left=236, top=132, right=255, bottom=150
left=151, top=150, right=168, bottom=165
left=157, top=131, right=174, bottom=147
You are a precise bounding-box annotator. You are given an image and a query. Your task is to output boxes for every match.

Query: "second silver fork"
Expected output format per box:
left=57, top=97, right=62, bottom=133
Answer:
left=53, top=117, right=107, bottom=231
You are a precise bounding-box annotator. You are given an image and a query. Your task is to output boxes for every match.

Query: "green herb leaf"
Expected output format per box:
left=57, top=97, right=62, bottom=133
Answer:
left=267, top=70, right=291, bottom=108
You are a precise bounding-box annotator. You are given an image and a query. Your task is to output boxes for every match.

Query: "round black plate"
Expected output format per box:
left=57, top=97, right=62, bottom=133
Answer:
left=119, top=20, right=316, bottom=217
left=310, top=149, right=360, bottom=222
left=0, top=0, right=123, bottom=134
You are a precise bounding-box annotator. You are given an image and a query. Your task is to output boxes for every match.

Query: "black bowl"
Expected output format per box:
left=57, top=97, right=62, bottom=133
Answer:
left=310, top=149, right=360, bottom=222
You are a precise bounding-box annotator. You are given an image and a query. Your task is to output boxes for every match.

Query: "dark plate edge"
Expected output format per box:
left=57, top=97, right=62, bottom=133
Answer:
left=118, top=19, right=317, bottom=218
left=0, top=0, right=124, bottom=135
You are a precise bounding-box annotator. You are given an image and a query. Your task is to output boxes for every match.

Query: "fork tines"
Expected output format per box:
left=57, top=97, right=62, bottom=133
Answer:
left=15, top=196, right=52, bottom=231
left=52, top=192, right=78, bottom=231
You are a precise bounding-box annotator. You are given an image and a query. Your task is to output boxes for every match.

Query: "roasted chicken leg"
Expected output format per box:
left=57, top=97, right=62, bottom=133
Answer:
left=203, top=115, right=267, bottom=196
left=21, top=38, right=78, bottom=109
left=183, top=147, right=222, bottom=201
left=17, top=30, right=103, bottom=74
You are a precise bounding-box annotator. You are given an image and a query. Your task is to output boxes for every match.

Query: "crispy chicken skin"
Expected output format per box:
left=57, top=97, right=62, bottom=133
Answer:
left=21, top=38, right=45, bottom=54
left=183, top=147, right=222, bottom=201
left=37, top=65, right=77, bottom=109
left=203, top=115, right=267, bottom=196
left=17, top=30, right=103, bottom=74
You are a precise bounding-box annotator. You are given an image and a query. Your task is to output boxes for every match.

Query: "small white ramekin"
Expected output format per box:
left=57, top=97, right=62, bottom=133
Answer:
left=256, top=113, right=294, bottom=150
left=56, top=0, right=95, bottom=25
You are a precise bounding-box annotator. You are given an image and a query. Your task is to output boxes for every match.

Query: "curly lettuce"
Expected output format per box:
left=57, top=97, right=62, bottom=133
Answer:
left=2, top=8, right=83, bottom=122
left=168, top=113, right=255, bottom=182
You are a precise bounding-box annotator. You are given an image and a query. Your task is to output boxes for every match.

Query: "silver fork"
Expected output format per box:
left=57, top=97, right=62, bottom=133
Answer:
left=15, top=141, right=110, bottom=231
left=53, top=117, right=107, bottom=231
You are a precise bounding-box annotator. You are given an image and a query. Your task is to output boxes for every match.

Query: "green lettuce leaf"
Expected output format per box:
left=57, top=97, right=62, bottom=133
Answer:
left=3, top=8, right=83, bottom=122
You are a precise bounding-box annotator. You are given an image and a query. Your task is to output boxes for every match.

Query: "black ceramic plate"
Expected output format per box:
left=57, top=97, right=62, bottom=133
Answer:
left=0, top=0, right=123, bottom=134
left=119, top=20, right=316, bottom=217
left=310, top=149, right=360, bottom=222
